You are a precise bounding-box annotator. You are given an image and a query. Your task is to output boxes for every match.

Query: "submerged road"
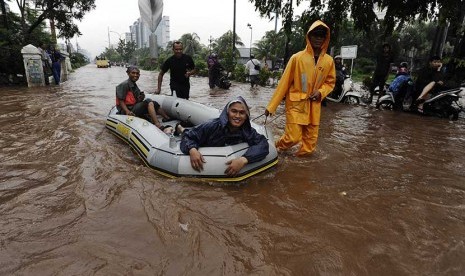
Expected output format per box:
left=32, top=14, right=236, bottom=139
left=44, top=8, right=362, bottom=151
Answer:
left=1, top=64, right=464, bottom=275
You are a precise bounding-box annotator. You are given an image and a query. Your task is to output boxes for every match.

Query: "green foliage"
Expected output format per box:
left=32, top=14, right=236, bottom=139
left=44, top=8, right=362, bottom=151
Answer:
left=70, top=52, right=89, bottom=68
left=257, top=69, right=273, bottom=86
left=0, top=7, right=51, bottom=75
left=194, top=58, right=208, bottom=77
left=233, top=64, right=247, bottom=82
left=253, top=30, right=285, bottom=68
left=212, top=30, right=244, bottom=65
left=135, top=48, right=156, bottom=70
left=248, top=0, right=465, bottom=70
left=31, top=0, right=96, bottom=39
left=353, top=57, right=375, bottom=74
left=178, top=33, right=202, bottom=57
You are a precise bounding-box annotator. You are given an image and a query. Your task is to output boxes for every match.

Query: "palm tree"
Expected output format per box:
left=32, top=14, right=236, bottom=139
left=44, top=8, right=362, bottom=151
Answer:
left=214, top=30, right=244, bottom=58
left=254, top=30, right=285, bottom=68
left=179, top=32, right=201, bottom=57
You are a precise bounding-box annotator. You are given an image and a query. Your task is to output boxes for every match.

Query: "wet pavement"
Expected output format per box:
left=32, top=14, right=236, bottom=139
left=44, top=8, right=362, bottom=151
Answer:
left=1, top=64, right=464, bottom=275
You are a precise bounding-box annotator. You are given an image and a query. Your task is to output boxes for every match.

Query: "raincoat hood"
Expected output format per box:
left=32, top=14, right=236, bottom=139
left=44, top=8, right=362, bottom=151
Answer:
left=219, top=96, right=251, bottom=129
left=305, top=20, right=331, bottom=56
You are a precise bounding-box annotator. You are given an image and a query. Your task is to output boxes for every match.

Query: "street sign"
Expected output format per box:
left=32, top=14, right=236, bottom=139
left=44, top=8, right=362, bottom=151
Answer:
left=341, top=45, right=358, bottom=59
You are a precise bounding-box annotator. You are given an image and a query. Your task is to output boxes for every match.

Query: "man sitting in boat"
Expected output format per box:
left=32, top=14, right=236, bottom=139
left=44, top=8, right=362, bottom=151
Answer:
left=116, top=66, right=171, bottom=129
left=177, top=96, right=269, bottom=177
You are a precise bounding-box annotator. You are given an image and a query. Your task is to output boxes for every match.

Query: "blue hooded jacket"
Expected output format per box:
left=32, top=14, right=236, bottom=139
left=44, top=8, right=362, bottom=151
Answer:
left=180, top=96, right=269, bottom=163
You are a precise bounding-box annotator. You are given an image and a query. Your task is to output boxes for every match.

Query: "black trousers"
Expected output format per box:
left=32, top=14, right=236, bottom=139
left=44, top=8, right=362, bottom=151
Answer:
left=170, top=82, right=190, bottom=99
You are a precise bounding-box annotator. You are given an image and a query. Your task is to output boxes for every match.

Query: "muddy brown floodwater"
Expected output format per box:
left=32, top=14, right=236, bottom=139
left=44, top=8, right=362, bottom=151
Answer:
left=1, top=64, right=464, bottom=275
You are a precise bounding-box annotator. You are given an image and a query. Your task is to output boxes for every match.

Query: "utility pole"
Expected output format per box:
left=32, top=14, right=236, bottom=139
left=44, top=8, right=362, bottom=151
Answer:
left=232, top=0, right=236, bottom=60
left=274, top=8, right=278, bottom=33
left=107, top=27, right=111, bottom=49
left=247, top=23, right=252, bottom=56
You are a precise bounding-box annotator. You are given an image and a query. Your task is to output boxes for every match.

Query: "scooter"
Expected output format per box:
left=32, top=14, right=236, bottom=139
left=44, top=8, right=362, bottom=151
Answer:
left=420, top=87, right=463, bottom=120
left=376, top=79, right=415, bottom=111
left=215, top=70, right=231, bottom=89
left=377, top=85, right=463, bottom=120
left=326, top=76, right=362, bottom=104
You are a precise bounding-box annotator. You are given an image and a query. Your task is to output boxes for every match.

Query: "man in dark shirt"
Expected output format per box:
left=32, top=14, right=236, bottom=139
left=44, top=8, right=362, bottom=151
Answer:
left=415, top=55, right=445, bottom=112
left=367, top=43, right=394, bottom=104
left=156, top=41, right=196, bottom=99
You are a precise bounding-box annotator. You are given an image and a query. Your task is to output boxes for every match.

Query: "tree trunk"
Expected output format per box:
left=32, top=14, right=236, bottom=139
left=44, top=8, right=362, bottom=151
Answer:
left=50, top=17, right=57, bottom=43
left=0, top=0, right=7, bottom=29
left=452, top=1, right=465, bottom=58
left=429, top=23, right=449, bottom=58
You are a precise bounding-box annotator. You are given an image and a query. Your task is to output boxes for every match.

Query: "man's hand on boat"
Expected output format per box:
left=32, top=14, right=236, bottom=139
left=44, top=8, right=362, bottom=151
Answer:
left=189, top=148, right=206, bottom=172
left=225, top=157, right=248, bottom=177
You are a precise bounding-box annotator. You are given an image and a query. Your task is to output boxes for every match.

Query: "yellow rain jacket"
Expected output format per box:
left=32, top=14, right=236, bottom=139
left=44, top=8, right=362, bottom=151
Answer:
left=267, top=20, right=336, bottom=126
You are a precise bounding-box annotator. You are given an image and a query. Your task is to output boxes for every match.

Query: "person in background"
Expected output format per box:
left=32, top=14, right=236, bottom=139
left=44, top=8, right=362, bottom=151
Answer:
left=367, top=43, right=394, bottom=104
left=330, top=55, right=348, bottom=99
left=207, top=53, right=223, bottom=89
left=38, top=44, right=52, bottom=85
left=47, top=45, right=64, bottom=85
left=156, top=41, right=196, bottom=99
left=387, top=62, right=412, bottom=100
left=177, top=96, right=269, bottom=177
left=116, top=66, right=171, bottom=129
left=264, top=20, right=336, bottom=157
left=414, top=55, right=445, bottom=113
left=245, top=54, right=261, bottom=88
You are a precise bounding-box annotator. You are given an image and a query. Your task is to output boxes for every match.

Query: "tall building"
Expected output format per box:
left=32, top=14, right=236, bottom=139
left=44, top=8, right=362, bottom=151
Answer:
left=128, top=16, right=170, bottom=50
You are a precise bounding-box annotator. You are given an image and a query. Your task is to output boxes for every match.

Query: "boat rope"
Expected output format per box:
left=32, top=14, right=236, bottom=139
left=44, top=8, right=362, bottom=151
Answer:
left=251, top=112, right=284, bottom=126
left=265, top=112, right=284, bottom=124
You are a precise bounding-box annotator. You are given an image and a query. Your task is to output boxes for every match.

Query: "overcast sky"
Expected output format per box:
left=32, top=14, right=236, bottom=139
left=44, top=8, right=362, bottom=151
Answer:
left=74, top=0, right=305, bottom=57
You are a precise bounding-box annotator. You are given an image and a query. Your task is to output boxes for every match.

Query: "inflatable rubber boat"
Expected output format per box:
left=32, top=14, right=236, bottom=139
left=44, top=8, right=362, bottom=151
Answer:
left=105, top=94, right=278, bottom=182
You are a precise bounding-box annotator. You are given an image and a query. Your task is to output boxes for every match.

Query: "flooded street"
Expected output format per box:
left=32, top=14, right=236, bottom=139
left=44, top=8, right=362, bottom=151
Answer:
left=1, top=64, right=464, bottom=275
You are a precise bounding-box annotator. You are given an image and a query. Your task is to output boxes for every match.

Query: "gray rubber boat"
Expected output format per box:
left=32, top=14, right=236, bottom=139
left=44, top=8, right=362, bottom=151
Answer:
left=106, top=94, right=278, bottom=182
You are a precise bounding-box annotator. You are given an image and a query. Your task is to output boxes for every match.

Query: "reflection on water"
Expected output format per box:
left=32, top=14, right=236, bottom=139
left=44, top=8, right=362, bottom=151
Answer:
left=1, top=65, right=464, bottom=275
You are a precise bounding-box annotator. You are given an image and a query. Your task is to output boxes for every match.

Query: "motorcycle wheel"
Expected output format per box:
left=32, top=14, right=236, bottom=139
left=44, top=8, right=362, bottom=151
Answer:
left=376, top=99, right=394, bottom=110
left=344, top=95, right=359, bottom=105
left=402, top=95, right=414, bottom=111
left=443, top=106, right=459, bottom=121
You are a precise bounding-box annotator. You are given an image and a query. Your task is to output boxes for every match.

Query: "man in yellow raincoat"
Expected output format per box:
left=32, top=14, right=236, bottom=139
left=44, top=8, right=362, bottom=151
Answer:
left=265, top=20, right=336, bottom=156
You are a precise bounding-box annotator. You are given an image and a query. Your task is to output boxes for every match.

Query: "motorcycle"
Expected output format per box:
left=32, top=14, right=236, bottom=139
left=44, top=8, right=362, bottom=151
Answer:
left=376, top=78, right=415, bottom=111
left=377, top=84, right=463, bottom=120
left=215, top=69, right=231, bottom=89
left=326, top=76, right=361, bottom=104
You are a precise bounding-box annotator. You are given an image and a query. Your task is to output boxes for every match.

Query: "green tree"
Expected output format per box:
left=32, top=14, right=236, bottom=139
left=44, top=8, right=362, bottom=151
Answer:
left=12, top=0, right=95, bottom=43
left=213, top=30, right=244, bottom=73
left=178, top=32, right=202, bottom=58
left=0, top=4, right=52, bottom=76
left=70, top=52, right=89, bottom=68
left=253, top=30, right=285, bottom=68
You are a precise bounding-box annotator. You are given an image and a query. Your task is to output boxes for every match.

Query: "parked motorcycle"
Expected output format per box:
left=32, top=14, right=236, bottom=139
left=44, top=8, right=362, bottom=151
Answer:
left=215, top=69, right=231, bottom=89
left=326, top=76, right=361, bottom=104
left=376, top=78, right=415, bottom=111
left=377, top=85, right=463, bottom=120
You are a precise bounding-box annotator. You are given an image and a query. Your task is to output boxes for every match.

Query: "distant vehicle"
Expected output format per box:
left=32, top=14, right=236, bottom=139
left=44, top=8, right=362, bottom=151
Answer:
left=96, top=59, right=109, bottom=68
left=96, top=56, right=109, bottom=68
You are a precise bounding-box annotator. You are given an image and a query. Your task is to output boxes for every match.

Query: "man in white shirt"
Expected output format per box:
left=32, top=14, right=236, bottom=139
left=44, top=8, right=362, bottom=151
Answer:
left=245, top=54, right=261, bottom=88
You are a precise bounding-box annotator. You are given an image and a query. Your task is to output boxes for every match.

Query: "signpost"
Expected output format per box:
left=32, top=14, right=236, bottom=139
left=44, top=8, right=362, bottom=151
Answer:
left=340, top=45, right=358, bottom=76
